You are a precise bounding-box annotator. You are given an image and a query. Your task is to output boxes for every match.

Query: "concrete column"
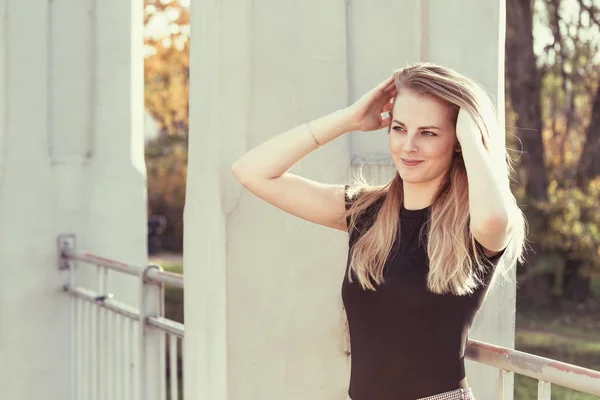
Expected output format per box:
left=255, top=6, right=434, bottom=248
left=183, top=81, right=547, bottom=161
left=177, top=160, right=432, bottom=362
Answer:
left=186, top=1, right=511, bottom=399
left=0, top=0, right=145, bottom=398
left=186, top=1, right=351, bottom=399
left=425, top=2, right=513, bottom=399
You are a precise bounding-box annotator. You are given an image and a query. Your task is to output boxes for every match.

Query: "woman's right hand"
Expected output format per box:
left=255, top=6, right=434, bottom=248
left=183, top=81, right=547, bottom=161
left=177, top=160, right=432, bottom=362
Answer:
left=345, top=75, right=397, bottom=132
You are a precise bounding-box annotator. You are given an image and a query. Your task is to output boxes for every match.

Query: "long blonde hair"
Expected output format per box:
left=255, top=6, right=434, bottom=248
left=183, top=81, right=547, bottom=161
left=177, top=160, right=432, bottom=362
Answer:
left=345, top=63, right=526, bottom=295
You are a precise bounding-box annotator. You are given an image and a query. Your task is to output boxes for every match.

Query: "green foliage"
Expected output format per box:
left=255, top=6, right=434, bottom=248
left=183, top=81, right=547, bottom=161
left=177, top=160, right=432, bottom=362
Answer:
left=163, top=264, right=184, bottom=323
left=531, top=178, right=600, bottom=276
left=144, top=0, right=190, bottom=137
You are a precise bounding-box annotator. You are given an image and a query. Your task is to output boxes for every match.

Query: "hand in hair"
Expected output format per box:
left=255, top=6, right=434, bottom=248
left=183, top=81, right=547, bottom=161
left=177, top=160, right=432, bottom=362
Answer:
left=345, top=75, right=397, bottom=132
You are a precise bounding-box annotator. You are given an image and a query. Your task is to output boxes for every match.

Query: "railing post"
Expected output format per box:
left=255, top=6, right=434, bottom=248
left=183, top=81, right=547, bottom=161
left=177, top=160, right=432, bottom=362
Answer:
left=58, top=234, right=77, bottom=400
left=140, top=264, right=166, bottom=400
left=498, top=369, right=505, bottom=400
left=538, top=381, right=551, bottom=400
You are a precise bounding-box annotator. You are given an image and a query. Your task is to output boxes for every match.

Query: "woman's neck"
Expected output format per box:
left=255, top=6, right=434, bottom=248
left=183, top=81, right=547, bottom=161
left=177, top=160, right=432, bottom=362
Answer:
left=402, top=178, right=443, bottom=210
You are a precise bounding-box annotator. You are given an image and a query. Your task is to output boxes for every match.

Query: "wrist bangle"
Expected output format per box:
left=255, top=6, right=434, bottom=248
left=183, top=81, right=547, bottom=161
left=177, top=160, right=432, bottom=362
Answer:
left=307, top=122, right=322, bottom=148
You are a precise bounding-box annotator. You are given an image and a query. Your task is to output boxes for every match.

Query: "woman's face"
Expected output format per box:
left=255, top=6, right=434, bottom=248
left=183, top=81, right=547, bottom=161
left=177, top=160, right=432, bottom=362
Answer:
left=388, top=89, right=458, bottom=186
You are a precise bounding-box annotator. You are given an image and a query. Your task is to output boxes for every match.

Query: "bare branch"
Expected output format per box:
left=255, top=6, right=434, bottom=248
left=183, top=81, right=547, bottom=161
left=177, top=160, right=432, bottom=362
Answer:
left=577, top=0, right=600, bottom=27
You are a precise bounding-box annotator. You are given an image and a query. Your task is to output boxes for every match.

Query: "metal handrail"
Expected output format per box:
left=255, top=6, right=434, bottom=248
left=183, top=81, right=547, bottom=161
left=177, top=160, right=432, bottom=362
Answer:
left=61, top=243, right=600, bottom=397
left=466, top=339, right=600, bottom=395
left=61, top=247, right=184, bottom=288
left=66, top=286, right=140, bottom=320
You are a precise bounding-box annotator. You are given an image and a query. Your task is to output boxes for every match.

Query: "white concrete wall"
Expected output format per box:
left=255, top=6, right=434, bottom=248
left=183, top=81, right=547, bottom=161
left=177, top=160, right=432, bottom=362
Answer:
left=0, top=0, right=145, bottom=398
left=186, top=1, right=512, bottom=399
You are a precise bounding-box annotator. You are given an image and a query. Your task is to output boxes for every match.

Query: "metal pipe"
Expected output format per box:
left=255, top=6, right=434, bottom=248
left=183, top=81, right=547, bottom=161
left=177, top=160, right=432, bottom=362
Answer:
left=65, top=286, right=140, bottom=321
left=62, top=248, right=184, bottom=288
left=139, top=264, right=165, bottom=400
left=466, top=339, right=600, bottom=395
left=147, top=316, right=185, bottom=338
left=146, top=269, right=184, bottom=288
left=63, top=249, right=144, bottom=277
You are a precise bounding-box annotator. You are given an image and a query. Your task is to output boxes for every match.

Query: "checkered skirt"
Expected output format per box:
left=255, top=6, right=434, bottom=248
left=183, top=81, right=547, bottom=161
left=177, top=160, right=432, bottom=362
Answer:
left=417, top=387, right=474, bottom=400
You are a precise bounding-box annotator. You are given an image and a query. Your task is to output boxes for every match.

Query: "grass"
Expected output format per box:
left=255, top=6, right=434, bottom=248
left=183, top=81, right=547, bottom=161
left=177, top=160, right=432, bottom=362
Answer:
left=514, top=375, right=599, bottom=400
left=514, top=329, right=600, bottom=399
left=162, top=264, right=183, bottom=275
left=514, top=296, right=600, bottom=399
left=516, top=330, right=600, bottom=367
left=161, top=264, right=184, bottom=324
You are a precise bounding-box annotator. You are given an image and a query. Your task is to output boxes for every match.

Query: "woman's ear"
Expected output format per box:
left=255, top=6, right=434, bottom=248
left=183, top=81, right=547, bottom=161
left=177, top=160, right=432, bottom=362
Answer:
left=454, top=145, right=462, bottom=158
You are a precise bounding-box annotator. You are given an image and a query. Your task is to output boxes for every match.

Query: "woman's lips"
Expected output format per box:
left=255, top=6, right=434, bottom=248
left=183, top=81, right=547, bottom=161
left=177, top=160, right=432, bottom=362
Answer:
left=401, top=158, right=424, bottom=166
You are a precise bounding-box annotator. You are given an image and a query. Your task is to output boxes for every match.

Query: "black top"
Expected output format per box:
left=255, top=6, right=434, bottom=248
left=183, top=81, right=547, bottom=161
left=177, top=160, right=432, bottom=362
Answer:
left=341, top=186, right=503, bottom=400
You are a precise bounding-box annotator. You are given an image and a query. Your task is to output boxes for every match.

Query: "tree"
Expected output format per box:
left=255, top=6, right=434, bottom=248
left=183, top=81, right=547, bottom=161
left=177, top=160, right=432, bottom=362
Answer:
left=506, top=0, right=549, bottom=202
left=575, top=1, right=600, bottom=186
left=506, top=0, right=551, bottom=305
left=144, top=0, right=190, bottom=138
left=507, top=0, right=600, bottom=304
left=144, top=0, right=190, bottom=252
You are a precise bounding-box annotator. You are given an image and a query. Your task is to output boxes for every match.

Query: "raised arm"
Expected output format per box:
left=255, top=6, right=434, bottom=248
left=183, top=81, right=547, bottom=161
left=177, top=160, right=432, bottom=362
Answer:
left=457, top=108, right=516, bottom=254
left=231, top=75, right=396, bottom=231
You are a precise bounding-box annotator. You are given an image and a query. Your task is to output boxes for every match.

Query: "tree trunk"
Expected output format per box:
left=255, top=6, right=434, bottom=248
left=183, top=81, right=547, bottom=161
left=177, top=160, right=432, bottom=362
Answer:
left=576, top=79, right=600, bottom=186
left=506, top=0, right=553, bottom=306
left=506, top=0, right=549, bottom=202
left=563, top=80, right=600, bottom=304
left=563, top=260, right=591, bottom=303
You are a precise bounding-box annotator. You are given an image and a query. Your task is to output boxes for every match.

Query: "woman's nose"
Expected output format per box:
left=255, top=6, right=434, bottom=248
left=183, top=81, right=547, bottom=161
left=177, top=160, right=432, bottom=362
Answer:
left=402, top=135, right=418, bottom=153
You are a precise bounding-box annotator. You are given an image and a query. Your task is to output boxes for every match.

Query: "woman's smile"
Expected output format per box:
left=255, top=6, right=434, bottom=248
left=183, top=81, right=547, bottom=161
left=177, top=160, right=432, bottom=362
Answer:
left=400, top=158, right=424, bottom=167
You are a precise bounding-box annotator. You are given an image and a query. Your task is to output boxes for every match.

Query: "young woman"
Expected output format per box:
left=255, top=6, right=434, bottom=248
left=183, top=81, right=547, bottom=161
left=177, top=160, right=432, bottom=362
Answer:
left=232, top=63, right=526, bottom=400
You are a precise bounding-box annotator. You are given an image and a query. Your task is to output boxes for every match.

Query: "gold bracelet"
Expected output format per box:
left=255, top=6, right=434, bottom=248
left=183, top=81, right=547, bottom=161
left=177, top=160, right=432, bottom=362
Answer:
left=307, top=122, right=321, bottom=148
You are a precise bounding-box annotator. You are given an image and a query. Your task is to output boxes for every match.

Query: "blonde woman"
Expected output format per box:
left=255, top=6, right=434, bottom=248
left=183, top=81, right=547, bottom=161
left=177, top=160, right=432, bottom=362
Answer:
left=232, top=63, right=526, bottom=400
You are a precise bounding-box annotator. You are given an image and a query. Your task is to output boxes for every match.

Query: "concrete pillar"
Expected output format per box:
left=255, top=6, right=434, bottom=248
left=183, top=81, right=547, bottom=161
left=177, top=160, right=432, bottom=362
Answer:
left=0, top=0, right=145, bottom=398
left=186, top=1, right=511, bottom=399
left=425, top=2, right=512, bottom=399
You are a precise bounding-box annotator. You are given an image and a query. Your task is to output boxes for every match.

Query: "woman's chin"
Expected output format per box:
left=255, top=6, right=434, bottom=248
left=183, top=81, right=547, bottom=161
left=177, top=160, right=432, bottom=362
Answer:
left=400, top=176, right=425, bottom=185
left=397, top=170, right=425, bottom=184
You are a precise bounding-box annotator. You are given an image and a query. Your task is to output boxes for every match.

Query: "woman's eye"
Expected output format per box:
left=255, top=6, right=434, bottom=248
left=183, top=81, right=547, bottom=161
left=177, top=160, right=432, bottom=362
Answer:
left=392, top=126, right=404, bottom=132
left=422, top=131, right=437, bottom=137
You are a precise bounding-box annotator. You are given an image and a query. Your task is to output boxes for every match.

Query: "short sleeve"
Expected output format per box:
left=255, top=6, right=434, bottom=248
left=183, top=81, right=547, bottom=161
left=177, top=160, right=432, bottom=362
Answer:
left=345, top=184, right=366, bottom=236
left=344, top=184, right=351, bottom=209
left=345, top=185, right=381, bottom=240
left=475, top=240, right=506, bottom=263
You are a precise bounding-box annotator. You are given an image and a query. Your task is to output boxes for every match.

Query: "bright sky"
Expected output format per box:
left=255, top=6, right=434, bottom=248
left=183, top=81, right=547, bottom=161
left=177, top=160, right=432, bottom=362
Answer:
left=532, top=0, right=600, bottom=62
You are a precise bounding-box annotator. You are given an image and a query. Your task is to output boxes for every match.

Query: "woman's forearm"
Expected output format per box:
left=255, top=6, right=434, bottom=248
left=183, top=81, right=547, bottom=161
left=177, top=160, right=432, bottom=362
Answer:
left=461, top=137, right=515, bottom=251
left=461, top=138, right=512, bottom=224
left=232, top=108, right=354, bottom=182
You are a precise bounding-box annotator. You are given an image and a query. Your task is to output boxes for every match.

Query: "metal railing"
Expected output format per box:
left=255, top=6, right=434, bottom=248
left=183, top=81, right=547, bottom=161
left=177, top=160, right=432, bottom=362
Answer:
left=59, top=235, right=600, bottom=400
left=59, top=235, right=183, bottom=400
left=466, top=339, right=600, bottom=398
